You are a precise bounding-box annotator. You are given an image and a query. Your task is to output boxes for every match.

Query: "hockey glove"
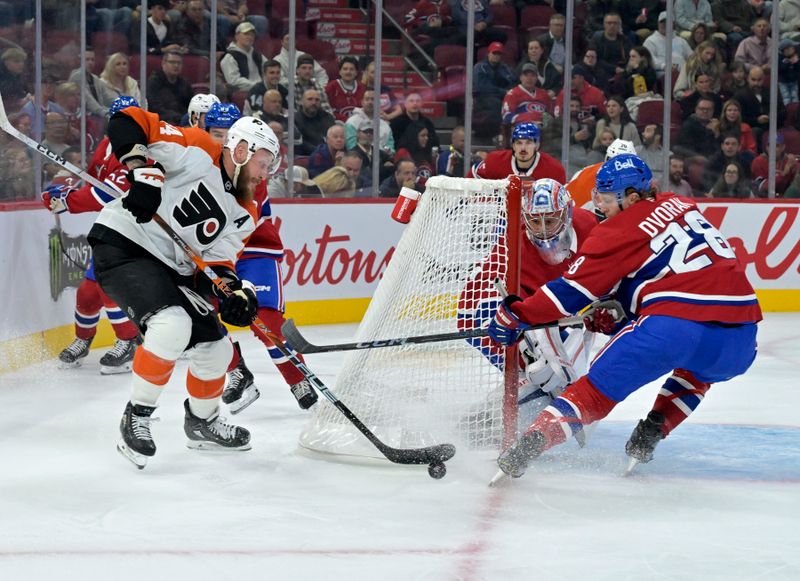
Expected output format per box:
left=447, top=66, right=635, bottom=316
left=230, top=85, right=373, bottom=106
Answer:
left=217, top=279, right=258, bottom=327
left=41, top=184, right=75, bottom=214
left=123, top=162, right=165, bottom=223
left=583, top=307, right=618, bottom=335
left=488, top=295, right=531, bottom=346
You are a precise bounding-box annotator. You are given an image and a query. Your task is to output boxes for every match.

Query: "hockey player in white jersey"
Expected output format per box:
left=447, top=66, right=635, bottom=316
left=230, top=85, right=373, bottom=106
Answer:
left=88, top=105, right=280, bottom=468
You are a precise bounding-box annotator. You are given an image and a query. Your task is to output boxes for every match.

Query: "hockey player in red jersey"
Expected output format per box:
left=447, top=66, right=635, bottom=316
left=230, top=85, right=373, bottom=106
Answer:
left=458, top=177, right=598, bottom=430
left=489, top=154, right=761, bottom=479
left=468, top=122, right=566, bottom=183
left=89, top=106, right=281, bottom=468
left=41, top=96, right=141, bottom=374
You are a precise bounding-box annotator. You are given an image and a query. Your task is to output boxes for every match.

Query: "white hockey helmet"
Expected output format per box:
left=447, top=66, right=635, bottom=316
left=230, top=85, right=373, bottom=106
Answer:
left=188, top=93, right=221, bottom=127
left=225, top=116, right=281, bottom=185
left=605, top=138, right=636, bottom=161
left=521, top=178, right=575, bottom=265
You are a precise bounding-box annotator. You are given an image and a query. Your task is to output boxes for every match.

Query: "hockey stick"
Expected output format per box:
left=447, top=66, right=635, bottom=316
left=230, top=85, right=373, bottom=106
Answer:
left=2, top=109, right=455, bottom=471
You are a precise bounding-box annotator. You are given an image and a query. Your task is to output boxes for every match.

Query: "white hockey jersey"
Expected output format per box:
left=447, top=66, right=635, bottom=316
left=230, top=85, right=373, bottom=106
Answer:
left=94, top=108, right=257, bottom=276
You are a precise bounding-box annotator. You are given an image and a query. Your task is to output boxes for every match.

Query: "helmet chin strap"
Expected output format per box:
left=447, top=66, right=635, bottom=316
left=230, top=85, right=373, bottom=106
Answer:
left=231, top=144, right=255, bottom=188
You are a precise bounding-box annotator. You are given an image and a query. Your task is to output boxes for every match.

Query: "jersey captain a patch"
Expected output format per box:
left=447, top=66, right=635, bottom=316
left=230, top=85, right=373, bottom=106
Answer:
left=173, top=183, right=228, bottom=244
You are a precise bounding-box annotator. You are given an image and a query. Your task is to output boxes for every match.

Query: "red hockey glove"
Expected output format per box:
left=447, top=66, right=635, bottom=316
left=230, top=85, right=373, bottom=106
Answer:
left=41, top=184, right=76, bottom=214
left=583, top=307, right=618, bottom=335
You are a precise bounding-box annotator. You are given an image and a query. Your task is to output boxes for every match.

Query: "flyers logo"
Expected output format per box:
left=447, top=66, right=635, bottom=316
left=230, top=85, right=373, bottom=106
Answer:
left=173, top=183, right=227, bottom=245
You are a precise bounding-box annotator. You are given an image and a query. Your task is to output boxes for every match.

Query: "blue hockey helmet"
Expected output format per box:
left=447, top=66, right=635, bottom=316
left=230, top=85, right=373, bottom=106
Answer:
left=511, top=122, right=540, bottom=143
left=205, top=102, right=242, bottom=129
left=109, top=96, right=139, bottom=116
left=595, top=153, right=653, bottom=204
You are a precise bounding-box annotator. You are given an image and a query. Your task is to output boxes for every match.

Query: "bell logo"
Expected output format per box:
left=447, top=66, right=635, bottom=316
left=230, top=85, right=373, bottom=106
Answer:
left=614, top=158, right=636, bottom=170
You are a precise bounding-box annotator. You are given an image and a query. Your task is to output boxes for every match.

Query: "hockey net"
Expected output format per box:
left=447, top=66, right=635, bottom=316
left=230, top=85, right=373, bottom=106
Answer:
left=298, top=176, right=523, bottom=461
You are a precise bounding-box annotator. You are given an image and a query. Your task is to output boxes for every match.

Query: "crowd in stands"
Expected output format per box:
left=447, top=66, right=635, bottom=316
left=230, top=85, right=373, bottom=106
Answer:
left=2, top=0, right=800, bottom=201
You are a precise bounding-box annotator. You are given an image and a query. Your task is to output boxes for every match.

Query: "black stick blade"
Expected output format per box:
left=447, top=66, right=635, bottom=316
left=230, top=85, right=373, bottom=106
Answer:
left=382, top=443, right=456, bottom=465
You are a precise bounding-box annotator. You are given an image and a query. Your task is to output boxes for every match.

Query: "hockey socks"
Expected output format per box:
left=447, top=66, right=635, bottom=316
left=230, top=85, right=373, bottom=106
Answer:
left=649, top=369, right=710, bottom=438
left=253, top=307, right=308, bottom=386
left=74, top=279, right=139, bottom=341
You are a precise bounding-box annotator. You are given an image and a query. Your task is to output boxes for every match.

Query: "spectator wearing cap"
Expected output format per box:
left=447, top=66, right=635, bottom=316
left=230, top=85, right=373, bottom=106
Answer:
left=308, top=123, right=347, bottom=178
left=220, top=21, right=265, bottom=92
left=517, top=38, right=563, bottom=98
left=752, top=133, right=798, bottom=196
left=274, top=34, right=329, bottom=89
left=293, top=53, right=333, bottom=115
left=779, top=38, right=800, bottom=105
left=537, top=13, right=567, bottom=74
left=0, top=48, right=29, bottom=110
left=473, top=42, right=515, bottom=139
left=348, top=119, right=395, bottom=187
left=448, top=0, right=507, bottom=47
left=244, top=59, right=289, bottom=116
left=502, top=63, right=553, bottom=129
left=734, top=18, right=774, bottom=72
left=294, top=88, right=336, bottom=156
left=147, top=51, right=193, bottom=125
left=589, top=12, right=632, bottom=80
left=325, top=57, right=366, bottom=122
left=779, top=0, right=800, bottom=41
left=643, top=12, right=693, bottom=76
left=129, top=0, right=184, bottom=56
left=345, top=89, right=395, bottom=153
left=619, top=0, right=661, bottom=43
left=289, top=166, right=323, bottom=197
left=390, top=92, right=440, bottom=151
left=555, top=65, right=607, bottom=125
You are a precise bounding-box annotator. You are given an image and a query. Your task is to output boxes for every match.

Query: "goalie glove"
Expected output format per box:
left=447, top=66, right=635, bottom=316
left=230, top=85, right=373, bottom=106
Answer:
left=488, top=295, right=531, bottom=346
left=123, top=162, right=165, bottom=223
left=212, top=271, right=258, bottom=327
left=41, top=184, right=75, bottom=214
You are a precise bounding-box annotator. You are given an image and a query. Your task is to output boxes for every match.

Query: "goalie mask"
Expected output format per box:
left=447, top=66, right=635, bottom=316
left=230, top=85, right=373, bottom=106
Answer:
left=522, top=178, right=574, bottom=265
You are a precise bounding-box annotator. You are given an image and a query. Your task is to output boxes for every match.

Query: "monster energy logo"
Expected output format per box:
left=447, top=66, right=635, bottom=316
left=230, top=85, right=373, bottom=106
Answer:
left=49, top=229, right=91, bottom=300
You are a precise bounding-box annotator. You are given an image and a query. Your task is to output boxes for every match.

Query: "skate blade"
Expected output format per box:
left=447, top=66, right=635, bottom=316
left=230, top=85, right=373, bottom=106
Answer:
left=623, top=457, right=640, bottom=477
left=488, top=469, right=512, bottom=487
left=186, top=439, right=252, bottom=451
left=58, top=360, right=83, bottom=370
left=100, top=362, right=133, bottom=375
left=117, top=440, right=148, bottom=469
left=227, top=387, right=261, bottom=415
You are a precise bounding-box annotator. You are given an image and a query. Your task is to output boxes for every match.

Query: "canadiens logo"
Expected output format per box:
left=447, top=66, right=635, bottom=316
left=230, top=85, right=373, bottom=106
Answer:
left=317, top=23, right=335, bottom=36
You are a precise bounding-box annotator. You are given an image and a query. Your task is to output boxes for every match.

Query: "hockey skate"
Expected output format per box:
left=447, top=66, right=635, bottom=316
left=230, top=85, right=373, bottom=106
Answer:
left=290, top=378, right=318, bottom=409
left=117, top=401, right=158, bottom=469
left=624, top=411, right=666, bottom=476
left=222, top=360, right=260, bottom=415
left=58, top=337, right=93, bottom=369
left=183, top=399, right=251, bottom=451
left=99, top=338, right=139, bottom=375
left=490, top=430, right=546, bottom=486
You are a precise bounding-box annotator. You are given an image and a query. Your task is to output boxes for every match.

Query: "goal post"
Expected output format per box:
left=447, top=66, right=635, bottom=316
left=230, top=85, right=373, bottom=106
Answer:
left=298, top=175, right=525, bottom=461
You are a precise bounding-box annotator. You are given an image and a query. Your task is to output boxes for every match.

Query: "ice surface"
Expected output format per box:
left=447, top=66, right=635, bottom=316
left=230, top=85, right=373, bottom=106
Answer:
left=0, top=314, right=798, bottom=580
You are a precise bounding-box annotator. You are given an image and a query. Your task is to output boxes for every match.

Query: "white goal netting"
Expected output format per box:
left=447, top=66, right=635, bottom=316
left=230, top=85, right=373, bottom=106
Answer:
left=298, top=176, right=520, bottom=461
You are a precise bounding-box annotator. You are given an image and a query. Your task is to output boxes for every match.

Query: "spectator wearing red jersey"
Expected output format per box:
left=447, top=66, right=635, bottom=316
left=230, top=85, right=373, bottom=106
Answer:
left=325, top=57, right=366, bottom=122
left=502, top=63, right=553, bottom=128
left=555, top=65, right=607, bottom=127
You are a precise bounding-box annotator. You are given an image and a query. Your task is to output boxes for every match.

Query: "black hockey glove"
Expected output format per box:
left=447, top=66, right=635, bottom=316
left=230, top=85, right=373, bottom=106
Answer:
left=123, top=162, right=165, bottom=223
left=217, top=279, right=258, bottom=328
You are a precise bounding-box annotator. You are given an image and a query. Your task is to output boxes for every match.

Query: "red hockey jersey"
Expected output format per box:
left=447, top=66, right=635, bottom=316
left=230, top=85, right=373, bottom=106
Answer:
left=468, top=149, right=566, bottom=183
left=325, top=80, right=366, bottom=122
left=512, top=193, right=763, bottom=326
left=501, top=85, right=553, bottom=125
left=240, top=180, right=284, bottom=262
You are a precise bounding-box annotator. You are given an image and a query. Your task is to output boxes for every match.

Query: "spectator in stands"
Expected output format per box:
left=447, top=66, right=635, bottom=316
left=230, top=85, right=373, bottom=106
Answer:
left=589, top=12, right=632, bottom=80
left=361, top=59, right=404, bottom=122
left=619, top=46, right=658, bottom=98
left=712, top=0, right=753, bottom=52
left=274, top=34, right=329, bottom=89
left=678, top=71, right=723, bottom=118
left=719, top=98, right=757, bottom=154
left=437, top=125, right=479, bottom=177
left=751, top=133, right=798, bottom=196
left=390, top=92, right=440, bottom=150
left=778, top=38, right=800, bottom=105
left=593, top=96, right=641, bottom=149
left=686, top=21, right=711, bottom=50
left=0, top=48, right=29, bottom=111
left=579, top=48, right=612, bottom=93
left=379, top=158, right=420, bottom=197
left=556, top=65, right=607, bottom=126
left=290, top=166, right=322, bottom=197
left=636, top=123, right=668, bottom=182
left=294, top=88, right=336, bottom=156
left=517, top=39, right=563, bottom=98
left=146, top=51, right=193, bottom=124
left=345, top=90, right=395, bottom=153
left=706, top=162, right=754, bottom=197
left=339, top=150, right=365, bottom=188
left=538, top=13, right=567, bottom=74
left=68, top=48, right=114, bottom=119
left=172, top=0, right=223, bottom=57
left=703, top=131, right=754, bottom=190
left=89, top=0, right=134, bottom=36
left=619, top=0, right=661, bottom=43
left=735, top=18, right=774, bottom=71
left=348, top=119, right=395, bottom=187
left=644, top=11, right=694, bottom=76
left=216, top=0, right=268, bottom=39
left=251, top=89, right=287, bottom=130
left=676, top=96, right=721, bottom=157
left=661, top=155, right=694, bottom=196
left=20, top=72, right=59, bottom=134
left=588, top=128, right=618, bottom=165
left=308, top=123, right=346, bottom=178
left=404, top=0, right=461, bottom=62
left=779, top=0, right=800, bottom=41
left=52, top=82, right=89, bottom=147
left=42, top=112, right=70, bottom=159
left=244, top=59, right=288, bottom=116
left=130, top=0, right=184, bottom=55
left=293, top=54, right=333, bottom=115
left=566, top=95, right=594, bottom=176
left=448, top=0, right=506, bottom=47
left=584, top=0, right=621, bottom=39
left=473, top=42, right=515, bottom=139
left=674, top=40, right=724, bottom=99
left=0, top=148, right=33, bottom=201
left=675, top=0, right=718, bottom=39
left=326, top=57, right=366, bottom=122
left=735, top=65, right=786, bottom=148
left=9, top=112, right=32, bottom=139
left=311, top=166, right=357, bottom=197
left=721, top=60, right=748, bottom=97
left=100, top=52, right=142, bottom=104
left=502, top=63, right=553, bottom=128
left=220, top=21, right=265, bottom=93
left=395, top=121, right=437, bottom=187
